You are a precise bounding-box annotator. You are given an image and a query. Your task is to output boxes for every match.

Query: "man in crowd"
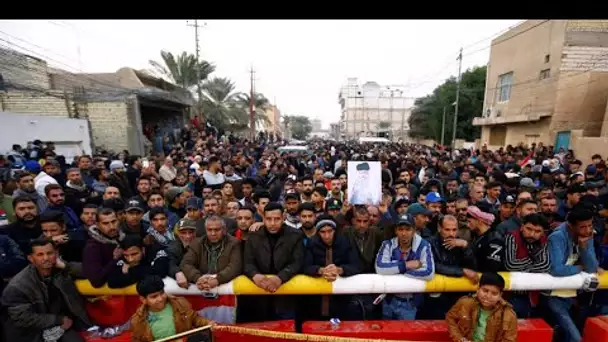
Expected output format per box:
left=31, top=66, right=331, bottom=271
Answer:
left=243, top=202, right=304, bottom=321
left=107, top=235, right=169, bottom=288
left=2, top=238, right=92, bottom=342
left=181, top=215, right=242, bottom=290
left=423, top=215, right=477, bottom=319
left=82, top=208, right=125, bottom=288
left=548, top=205, right=599, bottom=342
left=504, top=213, right=550, bottom=318
left=375, top=213, right=435, bottom=319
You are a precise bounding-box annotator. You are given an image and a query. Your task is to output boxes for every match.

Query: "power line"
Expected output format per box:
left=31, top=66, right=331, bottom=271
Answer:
left=0, top=38, right=188, bottom=104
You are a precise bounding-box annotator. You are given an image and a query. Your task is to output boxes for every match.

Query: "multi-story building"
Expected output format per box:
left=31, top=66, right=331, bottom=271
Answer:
left=263, top=104, right=282, bottom=137
left=338, top=78, right=413, bottom=140
left=329, top=122, right=340, bottom=140
left=473, top=20, right=608, bottom=155
left=311, top=118, right=322, bottom=132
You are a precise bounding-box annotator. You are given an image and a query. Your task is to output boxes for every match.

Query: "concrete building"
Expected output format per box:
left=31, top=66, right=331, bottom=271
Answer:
left=0, top=47, right=191, bottom=155
left=263, top=104, right=282, bottom=137
left=311, top=118, right=322, bottom=132
left=338, top=78, right=413, bottom=140
left=473, top=20, right=608, bottom=161
left=329, top=122, right=340, bottom=140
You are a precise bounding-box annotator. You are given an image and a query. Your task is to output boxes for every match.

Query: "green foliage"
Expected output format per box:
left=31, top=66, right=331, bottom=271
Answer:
left=408, top=66, right=486, bottom=145
left=284, top=115, right=312, bottom=140
left=151, top=50, right=273, bottom=131
left=149, top=51, right=215, bottom=91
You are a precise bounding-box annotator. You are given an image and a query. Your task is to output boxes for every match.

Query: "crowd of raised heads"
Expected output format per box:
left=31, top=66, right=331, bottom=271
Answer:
left=0, top=123, right=606, bottom=342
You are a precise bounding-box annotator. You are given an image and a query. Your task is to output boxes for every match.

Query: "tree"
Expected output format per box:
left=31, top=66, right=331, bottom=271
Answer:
left=234, top=93, right=272, bottom=128
left=408, top=66, right=486, bottom=145
left=200, top=77, right=242, bottom=129
left=286, top=115, right=312, bottom=140
left=149, top=51, right=215, bottom=93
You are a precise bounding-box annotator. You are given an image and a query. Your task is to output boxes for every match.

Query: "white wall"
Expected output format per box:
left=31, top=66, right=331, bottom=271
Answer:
left=0, top=111, right=92, bottom=162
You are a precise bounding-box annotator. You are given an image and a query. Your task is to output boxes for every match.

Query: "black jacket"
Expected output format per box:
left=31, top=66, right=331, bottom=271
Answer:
left=303, top=235, right=362, bottom=277
left=429, top=234, right=477, bottom=277
left=471, top=226, right=505, bottom=273
left=1, top=265, right=92, bottom=342
left=106, top=243, right=169, bottom=288
left=243, top=225, right=304, bottom=283
left=0, top=220, right=42, bottom=255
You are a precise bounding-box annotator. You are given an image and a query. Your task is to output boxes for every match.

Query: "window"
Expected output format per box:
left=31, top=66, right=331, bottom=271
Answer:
left=539, top=69, right=551, bottom=80
left=544, top=54, right=550, bottom=63
left=497, top=72, right=513, bottom=102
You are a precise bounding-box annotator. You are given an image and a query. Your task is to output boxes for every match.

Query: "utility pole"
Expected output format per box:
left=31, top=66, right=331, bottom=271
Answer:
left=187, top=20, right=205, bottom=121
left=249, top=66, right=256, bottom=140
left=441, top=106, right=447, bottom=146
left=451, top=47, right=463, bottom=147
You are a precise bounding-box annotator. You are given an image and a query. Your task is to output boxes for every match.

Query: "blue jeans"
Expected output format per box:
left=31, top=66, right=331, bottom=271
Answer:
left=382, top=296, right=417, bottom=320
left=547, top=296, right=581, bottom=342
left=509, top=294, right=532, bottom=319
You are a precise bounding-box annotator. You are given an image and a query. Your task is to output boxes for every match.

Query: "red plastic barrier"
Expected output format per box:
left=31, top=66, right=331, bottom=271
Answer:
left=85, top=296, right=141, bottom=327
left=238, top=320, right=295, bottom=332
left=583, top=316, right=608, bottom=342
left=85, top=294, right=237, bottom=327
left=303, top=319, right=553, bottom=342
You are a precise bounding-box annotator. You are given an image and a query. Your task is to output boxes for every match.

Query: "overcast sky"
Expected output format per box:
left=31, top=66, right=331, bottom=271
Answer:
left=0, top=20, right=521, bottom=129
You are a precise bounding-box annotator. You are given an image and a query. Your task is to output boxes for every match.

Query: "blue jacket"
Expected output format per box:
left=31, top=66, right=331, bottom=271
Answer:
left=375, top=234, right=434, bottom=280
left=548, top=222, right=598, bottom=277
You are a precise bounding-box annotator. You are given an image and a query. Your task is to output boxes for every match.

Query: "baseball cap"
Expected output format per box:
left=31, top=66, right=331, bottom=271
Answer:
left=407, top=203, right=432, bottom=216
left=165, top=187, right=186, bottom=203
left=125, top=198, right=145, bottom=212
left=326, top=198, right=342, bottom=210
left=175, top=218, right=197, bottom=231
left=186, top=197, right=203, bottom=210
left=502, top=194, right=516, bottom=204
left=285, top=190, right=299, bottom=201
left=425, top=192, right=443, bottom=203
left=396, top=213, right=414, bottom=226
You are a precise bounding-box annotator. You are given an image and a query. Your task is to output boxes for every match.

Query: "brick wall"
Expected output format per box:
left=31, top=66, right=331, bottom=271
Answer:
left=1, top=91, right=131, bottom=152
left=0, top=91, right=70, bottom=117
left=85, top=101, right=130, bottom=152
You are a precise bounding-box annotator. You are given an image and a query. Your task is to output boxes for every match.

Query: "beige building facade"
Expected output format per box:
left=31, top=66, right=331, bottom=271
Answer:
left=473, top=20, right=608, bottom=161
left=0, top=47, right=191, bottom=155
left=263, top=104, right=282, bottom=137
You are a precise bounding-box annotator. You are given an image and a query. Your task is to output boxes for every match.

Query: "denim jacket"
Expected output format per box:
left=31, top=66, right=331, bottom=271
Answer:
left=548, top=222, right=598, bottom=277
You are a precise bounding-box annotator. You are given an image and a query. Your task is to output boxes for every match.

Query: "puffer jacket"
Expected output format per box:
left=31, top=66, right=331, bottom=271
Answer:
left=429, top=234, right=477, bottom=277
left=130, top=296, right=210, bottom=342
left=446, top=295, right=517, bottom=342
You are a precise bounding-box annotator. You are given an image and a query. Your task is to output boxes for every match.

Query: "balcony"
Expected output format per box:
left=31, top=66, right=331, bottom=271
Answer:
left=473, top=112, right=552, bottom=126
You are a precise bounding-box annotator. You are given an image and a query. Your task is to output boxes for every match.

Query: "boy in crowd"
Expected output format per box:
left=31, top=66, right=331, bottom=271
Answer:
left=131, top=276, right=215, bottom=342
left=446, top=272, right=517, bottom=342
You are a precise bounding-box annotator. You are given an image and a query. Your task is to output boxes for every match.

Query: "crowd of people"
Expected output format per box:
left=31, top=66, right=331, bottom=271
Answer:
left=0, top=123, right=607, bottom=342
